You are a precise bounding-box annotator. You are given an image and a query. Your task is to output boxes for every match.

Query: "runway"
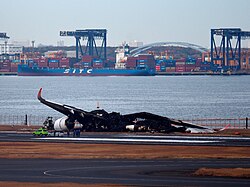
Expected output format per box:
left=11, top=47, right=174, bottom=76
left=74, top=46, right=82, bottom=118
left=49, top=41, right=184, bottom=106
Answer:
left=0, top=158, right=249, bottom=186
left=1, top=132, right=250, bottom=146
left=1, top=132, right=250, bottom=186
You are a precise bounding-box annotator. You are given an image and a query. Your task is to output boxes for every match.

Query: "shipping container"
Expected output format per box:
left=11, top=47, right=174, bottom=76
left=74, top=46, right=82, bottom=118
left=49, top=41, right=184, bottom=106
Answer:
left=93, top=62, right=103, bottom=68
left=39, top=58, right=48, bottom=63
left=73, top=63, right=83, bottom=69
left=175, top=66, right=185, bottom=72
left=127, top=57, right=137, bottom=62
left=185, top=66, right=195, bottom=72
left=93, top=59, right=103, bottom=63
left=33, top=58, right=40, bottom=63
left=201, top=61, right=211, bottom=65
left=59, top=63, right=70, bottom=68
left=126, top=61, right=137, bottom=68
left=185, top=61, right=196, bottom=65
left=197, top=58, right=202, bottom=63
left=11, top=60, right=20, bottom=63
left=137, top=54, right=156, bottom=69
left=160, top=66, right=166, bottom=72
left=176, top=58, right=186, bottom=62
left=59, top=57, right=70, bottom=68
left=82, top=55, right=93, bottom=63
left=106, top=60, right=115, bottom=68
left=38, top=62, right=48, bottom=68
left=49, top=62, right=59, bottom=68
left=60, top=57, right=70, bottom=62
left=28, top=62, right=34, bottom=68
left=166, top=67, right=176, bottom=72
left=176, top=61, right=185, bottom=65
left=49, top=59, right=59, bottom=63
left=39, top=59, right=47, bottom=63
left=165, top=59, right=176, bottom=65
left=10, top=63, right=18, bottom=72
left=200, top=66, right=211, bottom=71
left=82, top=62, right=91, bottom=68
left=165, top=62, right=175, bottom=67
left=27, top=59, right=34, bottom=63
left=138, top=59, right=147, bottom=63
left=138, top=64, right=146, bottom=68
left=0, top=69, right=10, bottom=72
left=138, top=55, right=151, bottom=60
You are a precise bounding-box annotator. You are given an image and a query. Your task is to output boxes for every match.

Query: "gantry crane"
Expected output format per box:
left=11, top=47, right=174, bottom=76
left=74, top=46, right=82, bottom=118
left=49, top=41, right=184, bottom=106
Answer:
left=211, top=28, right=250, bottom=69
left=60, top=29, right=107, bottom=62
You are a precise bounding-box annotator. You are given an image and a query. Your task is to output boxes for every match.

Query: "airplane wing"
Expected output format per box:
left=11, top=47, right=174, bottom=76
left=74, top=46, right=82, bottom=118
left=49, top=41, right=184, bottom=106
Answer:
left=123, top=112, right=171, bottom=122
left=170, top=119, right=209, bottom=130
left=37, top=88, right=85, bottom=116
left=123, top=112, right=208, bottom=129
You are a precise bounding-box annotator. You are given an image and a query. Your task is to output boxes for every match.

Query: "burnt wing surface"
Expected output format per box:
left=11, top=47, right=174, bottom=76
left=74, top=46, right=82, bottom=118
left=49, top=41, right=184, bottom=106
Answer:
left=37, top=88, right=209, bottom=133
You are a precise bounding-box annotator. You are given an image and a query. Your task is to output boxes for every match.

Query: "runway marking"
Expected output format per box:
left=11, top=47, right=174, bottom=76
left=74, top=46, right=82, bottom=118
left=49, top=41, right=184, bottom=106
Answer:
left=35, top=137, right=220, bottom=143
left=127, top=135, right=250, bottom=140
left=43, top=164, right=250, bottom=185
left=43, top=165, right=180, bottom=182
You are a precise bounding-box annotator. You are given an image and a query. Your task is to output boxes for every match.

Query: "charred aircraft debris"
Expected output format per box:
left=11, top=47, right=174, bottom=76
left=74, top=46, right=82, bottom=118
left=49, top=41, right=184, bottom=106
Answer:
left=38, top=88, right=215, bottom=134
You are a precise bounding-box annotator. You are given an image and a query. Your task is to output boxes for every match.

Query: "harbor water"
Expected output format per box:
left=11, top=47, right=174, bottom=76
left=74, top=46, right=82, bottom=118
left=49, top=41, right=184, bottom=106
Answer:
left=0, top=75, right=249, bottom=119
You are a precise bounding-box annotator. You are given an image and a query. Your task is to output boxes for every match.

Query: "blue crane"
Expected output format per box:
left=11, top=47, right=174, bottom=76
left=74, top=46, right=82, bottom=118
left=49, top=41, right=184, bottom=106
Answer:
left=211, top=28, right=250, bottom=70
left=60, top=29, right=107, bottom=62
left=0, top=33, right=9, bottom=39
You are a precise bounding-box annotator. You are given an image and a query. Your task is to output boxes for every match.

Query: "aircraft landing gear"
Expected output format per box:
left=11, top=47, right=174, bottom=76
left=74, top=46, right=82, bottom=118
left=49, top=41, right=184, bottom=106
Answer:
left=73, top=129, right=81, bottom=137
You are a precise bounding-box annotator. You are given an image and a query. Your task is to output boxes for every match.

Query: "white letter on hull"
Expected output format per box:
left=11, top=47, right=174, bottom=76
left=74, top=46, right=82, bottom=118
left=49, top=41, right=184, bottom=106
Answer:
left=64, top=69, right=70, bottom=74
left=87, top=69, right=93, bottom=74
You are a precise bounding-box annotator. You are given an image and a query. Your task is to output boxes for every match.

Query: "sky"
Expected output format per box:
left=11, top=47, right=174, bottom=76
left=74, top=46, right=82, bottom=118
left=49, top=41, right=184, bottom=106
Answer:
left=1, top=0, right=250, bottom=48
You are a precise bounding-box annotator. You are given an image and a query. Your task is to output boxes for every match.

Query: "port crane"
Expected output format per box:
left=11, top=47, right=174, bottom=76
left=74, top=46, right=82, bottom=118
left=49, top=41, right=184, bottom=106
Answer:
left=0, top=33, right=10, bottom=58
left=0, top=33, right=9, bottom=40
left=60, top=29, right=107, bottom=62
left=211, top=28, right=250, bottom=69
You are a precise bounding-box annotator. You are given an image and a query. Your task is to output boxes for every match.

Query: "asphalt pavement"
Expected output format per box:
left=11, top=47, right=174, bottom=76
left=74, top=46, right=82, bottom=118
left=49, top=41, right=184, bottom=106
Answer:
left=0, top=158, right=249, bottom=186
left=1, top=132, right=250, bottom=186
left=1, top=132, right=250, bottom=146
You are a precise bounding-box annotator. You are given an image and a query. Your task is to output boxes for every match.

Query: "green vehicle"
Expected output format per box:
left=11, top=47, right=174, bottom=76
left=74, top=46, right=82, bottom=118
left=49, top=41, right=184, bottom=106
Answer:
left=33, top=128, right=48, bottom=136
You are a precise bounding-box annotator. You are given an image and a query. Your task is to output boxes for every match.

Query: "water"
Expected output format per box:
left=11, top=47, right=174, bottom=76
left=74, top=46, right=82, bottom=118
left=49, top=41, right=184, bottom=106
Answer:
left=0, top=75, right=249, bottom=119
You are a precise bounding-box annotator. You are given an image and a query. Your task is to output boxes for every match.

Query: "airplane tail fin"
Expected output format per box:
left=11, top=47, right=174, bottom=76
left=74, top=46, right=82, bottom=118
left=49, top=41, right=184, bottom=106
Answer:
left=38, top=88, right=43, bottom=101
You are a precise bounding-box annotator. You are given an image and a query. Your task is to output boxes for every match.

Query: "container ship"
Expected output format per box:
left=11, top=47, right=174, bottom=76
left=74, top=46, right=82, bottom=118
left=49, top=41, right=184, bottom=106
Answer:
left=17, top=65, right=154, bottom=76
left=17, top=45, right=156, bottom=76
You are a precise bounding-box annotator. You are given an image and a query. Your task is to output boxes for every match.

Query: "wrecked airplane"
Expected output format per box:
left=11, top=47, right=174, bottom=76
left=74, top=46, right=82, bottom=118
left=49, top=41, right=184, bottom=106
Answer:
left=38, top=88, right=215, bottom=134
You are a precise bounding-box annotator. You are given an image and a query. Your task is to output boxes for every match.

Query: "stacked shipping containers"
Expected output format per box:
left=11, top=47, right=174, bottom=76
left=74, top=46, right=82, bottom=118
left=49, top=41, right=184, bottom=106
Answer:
left=137, top=55, right=155, bottom=69
left=10, top=60, right=19, bottom=72
left=59, top=58, right=70, bottom=68
left=200, top=61, right=212, bottom=71
left=73, top=63, right=82, bottom=69
left=81, top=55, right=92, bottom=68
left=185, top=57, right=196, bottom=72
left=155, top=57, right=214, bottom=73
left=48, top=58, right=59, bottom=68
left=0, top=60, right=11, bottom=72
left=35, top=57, right=48, bottom=68
left=126, top=57, right=137, bottom=69
left=27, top=59, right=34, bottom=68
left=175, top=58, right=186, bottom=72
left=165, top=59, right=176, bottom=72
left=93, top=59, right=103, bottom=68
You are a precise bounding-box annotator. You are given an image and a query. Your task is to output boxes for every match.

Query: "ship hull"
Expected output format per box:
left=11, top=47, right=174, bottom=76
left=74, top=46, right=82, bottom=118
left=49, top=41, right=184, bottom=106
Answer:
left=18, top=65, right=155, bottom=76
